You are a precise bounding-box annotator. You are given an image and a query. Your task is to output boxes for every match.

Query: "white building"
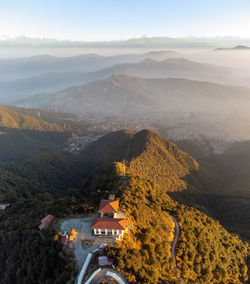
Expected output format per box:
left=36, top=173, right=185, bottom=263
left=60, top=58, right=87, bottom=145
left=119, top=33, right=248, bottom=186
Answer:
left=91, top=197, right=129, bottom=241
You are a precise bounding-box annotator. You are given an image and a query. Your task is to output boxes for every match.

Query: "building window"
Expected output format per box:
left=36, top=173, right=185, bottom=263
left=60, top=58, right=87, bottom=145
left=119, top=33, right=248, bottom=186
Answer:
left=103, top=213, right=113, bottom=217
left=101, top=229, right=106, bottom=235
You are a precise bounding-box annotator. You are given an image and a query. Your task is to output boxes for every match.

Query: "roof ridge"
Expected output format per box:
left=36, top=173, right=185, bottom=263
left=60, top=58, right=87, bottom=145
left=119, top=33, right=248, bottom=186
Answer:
left=91, top=216, right=127, bottom=230
left=99, top=199, right=119, bottom=213
left=109, top=199, right=119, bottom=211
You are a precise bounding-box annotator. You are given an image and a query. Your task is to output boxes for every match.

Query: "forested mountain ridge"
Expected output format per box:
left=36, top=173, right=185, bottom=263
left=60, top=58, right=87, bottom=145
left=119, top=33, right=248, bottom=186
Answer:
left=0, top=148, right=87, bottom=202
left=0, top=104, right=65, bottom=131
left=79, top=129, right=249, bottom=283
left=0, top=129, right=249, bottom=283
left=80, top=128, right=198, bottom=188
left=0, top=104, right=95, bottom=135
left=0, top=148, right=89, bottom=283
left=0, top=105, right=73, bottom=163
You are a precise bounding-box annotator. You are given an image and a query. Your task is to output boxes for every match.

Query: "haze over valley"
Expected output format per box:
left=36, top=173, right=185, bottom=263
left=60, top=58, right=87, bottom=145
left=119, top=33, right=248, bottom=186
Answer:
left=2, top=1, right=250, bottom=283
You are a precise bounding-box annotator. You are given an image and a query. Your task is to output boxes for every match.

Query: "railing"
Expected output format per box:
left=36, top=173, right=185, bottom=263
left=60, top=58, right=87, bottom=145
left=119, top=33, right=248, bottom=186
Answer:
left=77, top=253, right=93, bottom=284
left=85, top=268, right=102, bottom=284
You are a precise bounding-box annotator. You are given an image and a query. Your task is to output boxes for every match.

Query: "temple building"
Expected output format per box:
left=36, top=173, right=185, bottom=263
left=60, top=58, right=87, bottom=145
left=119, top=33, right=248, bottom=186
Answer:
left=91, top=196, right=129, bottom=241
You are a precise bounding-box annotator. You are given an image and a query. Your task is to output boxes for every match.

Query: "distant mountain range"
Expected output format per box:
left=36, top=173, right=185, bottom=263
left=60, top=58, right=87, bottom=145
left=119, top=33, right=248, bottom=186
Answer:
left=12, top=73, right=250, bottom=144
left=0, top=50, right=179, bottom=80
left=15, top=73, right=250, bottom=116
left=215, top=45, right=250, bottom=51
left=2, top=57, right=238, bottom=103
left=1, top=35, right=250, bottom=48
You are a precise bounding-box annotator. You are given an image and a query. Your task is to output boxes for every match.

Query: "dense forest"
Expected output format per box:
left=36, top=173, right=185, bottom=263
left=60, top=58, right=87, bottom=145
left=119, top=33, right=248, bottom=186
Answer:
left=0, top=128, right=250, bottom=283
left=0, top=105, right=71, bottom=163
left=0, top=150, right=96, bottom=283
left=0, top=148, right=88, bottom=202
left=0, top=198, right=75, bottom=283
left=175, top=138, right=250, bottom=243
left=97, top=130, right=249, bottom=283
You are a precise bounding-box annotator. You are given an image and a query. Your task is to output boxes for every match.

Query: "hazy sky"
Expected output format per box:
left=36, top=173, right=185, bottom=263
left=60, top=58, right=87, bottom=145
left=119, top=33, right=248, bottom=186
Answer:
left=1, top=0, right=250, bottom=41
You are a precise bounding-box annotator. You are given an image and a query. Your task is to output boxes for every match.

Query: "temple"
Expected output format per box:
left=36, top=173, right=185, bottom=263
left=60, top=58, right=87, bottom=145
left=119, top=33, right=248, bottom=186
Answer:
left=91, top=195, right=129, bottom=241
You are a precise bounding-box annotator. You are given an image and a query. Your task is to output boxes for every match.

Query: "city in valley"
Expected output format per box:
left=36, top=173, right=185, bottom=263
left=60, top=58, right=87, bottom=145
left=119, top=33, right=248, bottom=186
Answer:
left=1, top=1, right=250, bottom=284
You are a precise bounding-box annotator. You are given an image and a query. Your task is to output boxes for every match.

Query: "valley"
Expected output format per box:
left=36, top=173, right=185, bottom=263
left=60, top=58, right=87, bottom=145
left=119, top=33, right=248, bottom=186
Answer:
left=1, top=48, right=250, bottom=284
left=0, top=121, right=250, bottom=283
left=3, top=1, right=250, bottom=283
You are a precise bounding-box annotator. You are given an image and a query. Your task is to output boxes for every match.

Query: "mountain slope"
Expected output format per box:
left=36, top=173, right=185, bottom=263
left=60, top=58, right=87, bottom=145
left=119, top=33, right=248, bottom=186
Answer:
left=0, top=104, right=64, bottom=131
left=0, top=148, right=86, bottom=283
left=0, top=148, right=86, bottom=201
left=79, top=129, right=249, bottom=283
left=210, top=141, right=250, bottom=197
left=7, top=57, right=236, bottom=103
left=18, top=74, right=250, bottom=116
left=0, top=128, right=249, bottom=283
left=175, top=138, right=250, bottom=245
left=0, top=105, right=71, bottom=163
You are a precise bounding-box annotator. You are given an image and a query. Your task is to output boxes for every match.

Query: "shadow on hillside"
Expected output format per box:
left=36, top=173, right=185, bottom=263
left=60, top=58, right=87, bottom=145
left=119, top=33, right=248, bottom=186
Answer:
left=169, top=174, right=250, bottom=241
left=0, top=126, right=70, bottom=141
left=207, top=194, right=250, bottom=241
left=168, top=169, right=211, bottom=210
left=0, top=126, right=71, bottom=163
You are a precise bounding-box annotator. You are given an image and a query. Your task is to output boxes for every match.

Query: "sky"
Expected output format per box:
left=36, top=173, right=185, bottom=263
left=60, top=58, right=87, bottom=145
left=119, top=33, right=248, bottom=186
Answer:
left=1, top=0, right=250, bottom=41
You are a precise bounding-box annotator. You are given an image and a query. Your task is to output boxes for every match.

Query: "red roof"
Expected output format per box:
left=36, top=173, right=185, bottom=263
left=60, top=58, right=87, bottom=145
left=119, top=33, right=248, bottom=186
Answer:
left=98, top=199, right=119, bottom=213
left=91, top=217, right=129, bottom=230
left=41, top=214, right=54, bottom=225
left=39, top=214, right=54, bottom=230
left=39, top=223, right=46, bottom=230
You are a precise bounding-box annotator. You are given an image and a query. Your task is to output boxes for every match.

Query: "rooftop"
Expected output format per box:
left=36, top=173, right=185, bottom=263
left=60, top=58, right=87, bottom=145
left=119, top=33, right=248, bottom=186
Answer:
left=41, top=214, right=54, bottom=225
left=39, top=214, right=54, bottom=230
left=91, top=217, right=129, bottom=230
left=98, top=199, right=119, bottom=214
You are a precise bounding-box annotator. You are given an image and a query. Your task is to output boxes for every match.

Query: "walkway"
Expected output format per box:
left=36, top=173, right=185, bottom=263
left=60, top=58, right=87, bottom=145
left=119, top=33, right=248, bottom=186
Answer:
left=61, top=216, right=97, bottom=269
left=87, top=268, right=127, bottom=284
left=60, top=216, right=116, bottom=269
